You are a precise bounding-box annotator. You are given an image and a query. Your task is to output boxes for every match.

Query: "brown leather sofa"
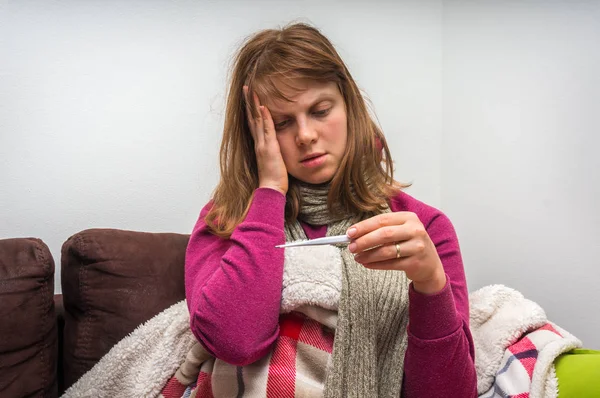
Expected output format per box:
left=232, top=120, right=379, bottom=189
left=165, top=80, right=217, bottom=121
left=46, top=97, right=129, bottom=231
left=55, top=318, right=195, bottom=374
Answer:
left=1, top=237, right=58, bottom=398
left=0, top=229, right=190, bottom=398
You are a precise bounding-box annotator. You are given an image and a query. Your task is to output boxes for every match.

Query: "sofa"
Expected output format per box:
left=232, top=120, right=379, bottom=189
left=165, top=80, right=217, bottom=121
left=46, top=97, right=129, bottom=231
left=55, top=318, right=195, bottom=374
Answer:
left=0, top=229, right=189, bottom=397
left=1, top=229, right=598, bottom=398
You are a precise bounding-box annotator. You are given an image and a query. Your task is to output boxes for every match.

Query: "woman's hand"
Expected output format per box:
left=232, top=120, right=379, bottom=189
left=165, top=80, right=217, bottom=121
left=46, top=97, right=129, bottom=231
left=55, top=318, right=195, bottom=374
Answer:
left=244, top=86, right=288, bottom=196
left=347, top=212, right=447, bottom=294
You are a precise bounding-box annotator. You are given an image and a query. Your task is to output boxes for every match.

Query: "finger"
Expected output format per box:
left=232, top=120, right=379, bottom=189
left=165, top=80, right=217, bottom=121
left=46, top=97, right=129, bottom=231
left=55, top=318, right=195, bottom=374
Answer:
left=252, top=92, right=263, bottom=119
left=347, top=212, right=416, bottom=239
left=361, top=257, right=410, bottom=271
left=259, top=105, right=276, bottom=138
left=353, top=240, right=416, bottom=264
left=348, top=222, right=418, bottom=254
left=252, top=92, right=265, bottom=143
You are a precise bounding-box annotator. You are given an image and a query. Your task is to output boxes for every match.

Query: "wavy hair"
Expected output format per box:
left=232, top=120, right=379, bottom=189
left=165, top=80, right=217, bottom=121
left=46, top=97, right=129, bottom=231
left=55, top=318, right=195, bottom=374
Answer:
left=205, top=22, right=406, bottom=237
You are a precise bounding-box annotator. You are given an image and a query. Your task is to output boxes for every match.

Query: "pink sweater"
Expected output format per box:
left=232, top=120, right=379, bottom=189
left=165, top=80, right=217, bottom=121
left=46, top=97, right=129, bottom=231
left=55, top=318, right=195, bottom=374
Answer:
left=185, top=188, right=477, bottom=397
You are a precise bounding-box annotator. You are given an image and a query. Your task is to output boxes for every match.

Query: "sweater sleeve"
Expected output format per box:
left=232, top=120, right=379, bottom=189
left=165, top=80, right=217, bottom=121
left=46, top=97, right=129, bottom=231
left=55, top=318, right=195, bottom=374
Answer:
left=184, top=188, right=287, bottom=366
left=402, top=212, right=478, bottom=397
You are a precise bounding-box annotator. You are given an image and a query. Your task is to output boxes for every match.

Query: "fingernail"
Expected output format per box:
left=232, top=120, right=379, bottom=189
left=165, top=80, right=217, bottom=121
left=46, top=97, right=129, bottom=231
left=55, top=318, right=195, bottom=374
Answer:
left=348, top=243, right=356, bottom=253
left=347, top=228, right=357, bottom=237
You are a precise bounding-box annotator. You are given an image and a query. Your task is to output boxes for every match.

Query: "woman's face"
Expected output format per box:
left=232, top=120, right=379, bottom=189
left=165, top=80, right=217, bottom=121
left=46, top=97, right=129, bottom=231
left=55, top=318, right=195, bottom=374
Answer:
left=262, top=80, right=348, bottom=185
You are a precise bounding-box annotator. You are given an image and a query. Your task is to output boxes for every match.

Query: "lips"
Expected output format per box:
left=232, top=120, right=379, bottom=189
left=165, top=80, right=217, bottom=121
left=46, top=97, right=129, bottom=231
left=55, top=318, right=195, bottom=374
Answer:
left=300, top=153, right=327, bottom=168
left=301, top=153, right=325, bottom=162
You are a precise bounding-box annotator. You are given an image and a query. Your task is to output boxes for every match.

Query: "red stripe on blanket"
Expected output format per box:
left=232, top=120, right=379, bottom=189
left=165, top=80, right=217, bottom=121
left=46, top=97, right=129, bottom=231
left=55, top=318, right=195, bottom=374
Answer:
left=298, top=318, right=334, bottom=354
left=538, top=323, right=562, bottom=336
left=195, top=371, right=214, bottom=398
left=279, top=312, right=304, bottom=340
left=508, top=337, right=536, bottom=379
left=160, top=376, right=188, bottom=398
left=267, top=316, right=301, bottom=398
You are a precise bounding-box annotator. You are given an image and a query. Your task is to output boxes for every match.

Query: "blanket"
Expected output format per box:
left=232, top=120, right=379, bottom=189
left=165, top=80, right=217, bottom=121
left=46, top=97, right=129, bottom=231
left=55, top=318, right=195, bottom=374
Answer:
left=162, top=312, right=335, bottom=397
left=472, top=285, right=581, bottom=398
left=61, top=284, right=582, bottom=398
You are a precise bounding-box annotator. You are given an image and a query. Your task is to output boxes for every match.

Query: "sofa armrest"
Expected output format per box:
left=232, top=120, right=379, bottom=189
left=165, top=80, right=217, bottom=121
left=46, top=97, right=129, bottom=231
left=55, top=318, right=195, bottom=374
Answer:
left=0, top=237, right=58, bottom=398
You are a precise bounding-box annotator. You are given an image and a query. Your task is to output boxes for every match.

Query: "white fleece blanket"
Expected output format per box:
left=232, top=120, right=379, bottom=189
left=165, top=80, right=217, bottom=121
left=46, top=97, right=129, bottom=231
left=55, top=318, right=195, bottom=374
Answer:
left=472, top=285, right=581, bottom=398
left=60, top=246, right=581, bottom=397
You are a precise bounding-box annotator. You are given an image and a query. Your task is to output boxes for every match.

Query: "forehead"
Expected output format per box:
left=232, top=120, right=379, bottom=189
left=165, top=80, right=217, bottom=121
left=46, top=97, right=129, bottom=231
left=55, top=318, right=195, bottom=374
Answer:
left=262, top=80, right=341, bottom=114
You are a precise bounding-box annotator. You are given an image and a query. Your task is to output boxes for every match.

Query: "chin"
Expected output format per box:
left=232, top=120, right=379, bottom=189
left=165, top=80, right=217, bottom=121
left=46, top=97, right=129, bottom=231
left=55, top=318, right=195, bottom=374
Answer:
left=294, top=172, right=335, bottom=185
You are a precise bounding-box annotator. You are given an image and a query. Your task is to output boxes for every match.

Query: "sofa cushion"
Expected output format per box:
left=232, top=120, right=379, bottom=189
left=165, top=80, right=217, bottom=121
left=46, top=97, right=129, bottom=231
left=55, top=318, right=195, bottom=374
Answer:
left=54, top=294, right=65, bottom=396
left=0, top=237, right=57, bottom=398
left=61, top=228, right=189, bottom=389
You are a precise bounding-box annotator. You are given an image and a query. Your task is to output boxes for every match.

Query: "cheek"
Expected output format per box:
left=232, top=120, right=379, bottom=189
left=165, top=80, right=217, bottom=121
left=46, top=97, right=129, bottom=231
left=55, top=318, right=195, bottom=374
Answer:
left=326, top=111, right=348, bottom=147
left=276, top=135, right=295, bottom=166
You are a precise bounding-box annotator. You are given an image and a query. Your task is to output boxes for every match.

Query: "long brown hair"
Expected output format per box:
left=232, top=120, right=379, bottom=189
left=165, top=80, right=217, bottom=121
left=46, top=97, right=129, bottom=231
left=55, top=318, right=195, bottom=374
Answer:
left=205, top=22, right=406, bottom=237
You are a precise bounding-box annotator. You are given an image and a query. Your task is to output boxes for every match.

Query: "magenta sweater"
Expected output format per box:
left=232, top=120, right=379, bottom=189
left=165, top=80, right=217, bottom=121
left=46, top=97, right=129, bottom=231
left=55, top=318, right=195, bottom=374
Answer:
left=185, top=188, right=477, bottom=397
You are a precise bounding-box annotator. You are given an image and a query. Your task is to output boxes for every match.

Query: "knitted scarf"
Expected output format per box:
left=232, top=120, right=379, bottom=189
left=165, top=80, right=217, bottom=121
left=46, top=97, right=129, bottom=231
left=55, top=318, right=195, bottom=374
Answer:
left=284, top=182, right=411, bottom=398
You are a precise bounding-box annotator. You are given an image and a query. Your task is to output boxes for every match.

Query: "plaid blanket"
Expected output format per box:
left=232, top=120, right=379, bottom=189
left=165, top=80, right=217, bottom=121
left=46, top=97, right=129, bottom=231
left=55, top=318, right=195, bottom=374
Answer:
left=479, top=322, right=580, bottom=398
left=61, top=284, right=581, bottom=398
left=471, top=285, right=582, bottom=398
left=160, top=312, right=334, bottom=398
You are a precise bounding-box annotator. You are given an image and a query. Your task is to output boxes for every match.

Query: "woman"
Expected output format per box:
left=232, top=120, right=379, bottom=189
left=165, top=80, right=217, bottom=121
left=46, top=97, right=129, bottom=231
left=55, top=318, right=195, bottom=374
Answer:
left=185, top=22, right=477, bottom=397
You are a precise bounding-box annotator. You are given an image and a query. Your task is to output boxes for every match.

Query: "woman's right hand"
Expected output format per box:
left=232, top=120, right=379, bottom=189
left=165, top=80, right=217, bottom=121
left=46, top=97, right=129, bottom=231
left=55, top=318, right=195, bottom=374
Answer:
left=243, top=86, right=289, bottom=195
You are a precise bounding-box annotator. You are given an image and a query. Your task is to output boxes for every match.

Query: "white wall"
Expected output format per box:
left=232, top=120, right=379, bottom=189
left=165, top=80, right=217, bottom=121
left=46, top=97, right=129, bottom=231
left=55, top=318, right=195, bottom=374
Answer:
left=0, top=1, right=443, bottom=292
left=2, top=0, right=598, bottom=349
left=442, top=2, right=600, bottom=348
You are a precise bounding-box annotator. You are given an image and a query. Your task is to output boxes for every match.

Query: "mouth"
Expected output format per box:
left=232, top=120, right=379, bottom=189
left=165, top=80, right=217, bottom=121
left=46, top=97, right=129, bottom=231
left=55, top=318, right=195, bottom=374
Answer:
left=300, top=153, right=327, bottom=168
left=301, top=153, right=325, bottom=162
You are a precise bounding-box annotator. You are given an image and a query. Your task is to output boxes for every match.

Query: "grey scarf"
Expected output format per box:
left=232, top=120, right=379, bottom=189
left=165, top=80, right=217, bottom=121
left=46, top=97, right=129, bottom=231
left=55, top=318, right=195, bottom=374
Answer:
left=284, top=183, right=410, bottom=398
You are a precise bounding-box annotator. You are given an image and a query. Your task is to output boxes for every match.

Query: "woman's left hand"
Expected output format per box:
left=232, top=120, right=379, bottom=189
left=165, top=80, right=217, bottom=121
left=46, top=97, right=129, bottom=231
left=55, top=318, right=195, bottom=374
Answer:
left=347, top=212, right=447, bottom=294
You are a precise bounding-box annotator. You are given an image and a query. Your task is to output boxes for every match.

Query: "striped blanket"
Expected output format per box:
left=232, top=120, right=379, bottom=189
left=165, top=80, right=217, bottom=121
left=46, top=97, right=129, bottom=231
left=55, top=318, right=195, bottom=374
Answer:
left=60, top=281, right=581, bottom=398
left=472, top=286, right=581, bottom=398
left=158, top=284, right=582, bottom=398
left=479, top=322, right=581, bottom=398
left=160, top=312, right=334, bottom=398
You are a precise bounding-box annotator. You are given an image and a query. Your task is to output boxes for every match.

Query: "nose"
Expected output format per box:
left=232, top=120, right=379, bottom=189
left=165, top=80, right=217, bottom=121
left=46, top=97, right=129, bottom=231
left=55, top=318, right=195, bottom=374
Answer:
left=295, top=118, right=318, bottom=146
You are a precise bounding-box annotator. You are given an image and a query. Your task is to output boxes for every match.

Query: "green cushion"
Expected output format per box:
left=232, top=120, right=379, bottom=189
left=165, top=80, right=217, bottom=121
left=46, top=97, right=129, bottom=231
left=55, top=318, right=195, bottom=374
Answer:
left=555, top=349, right=600, bottom=398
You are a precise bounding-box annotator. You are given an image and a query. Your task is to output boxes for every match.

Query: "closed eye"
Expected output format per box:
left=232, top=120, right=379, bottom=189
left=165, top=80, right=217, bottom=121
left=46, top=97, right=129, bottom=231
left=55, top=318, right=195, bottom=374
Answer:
left=313, top=108, right=331, bottom=117
left=274, top=107, right=331, bottom=130
left=274, top=119, right=290, bottom=130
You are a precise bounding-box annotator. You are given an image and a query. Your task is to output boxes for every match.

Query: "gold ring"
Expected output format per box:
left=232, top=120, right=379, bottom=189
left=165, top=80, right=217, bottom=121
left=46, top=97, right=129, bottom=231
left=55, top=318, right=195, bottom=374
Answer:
left=395, top=242, right=401, bottom=259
